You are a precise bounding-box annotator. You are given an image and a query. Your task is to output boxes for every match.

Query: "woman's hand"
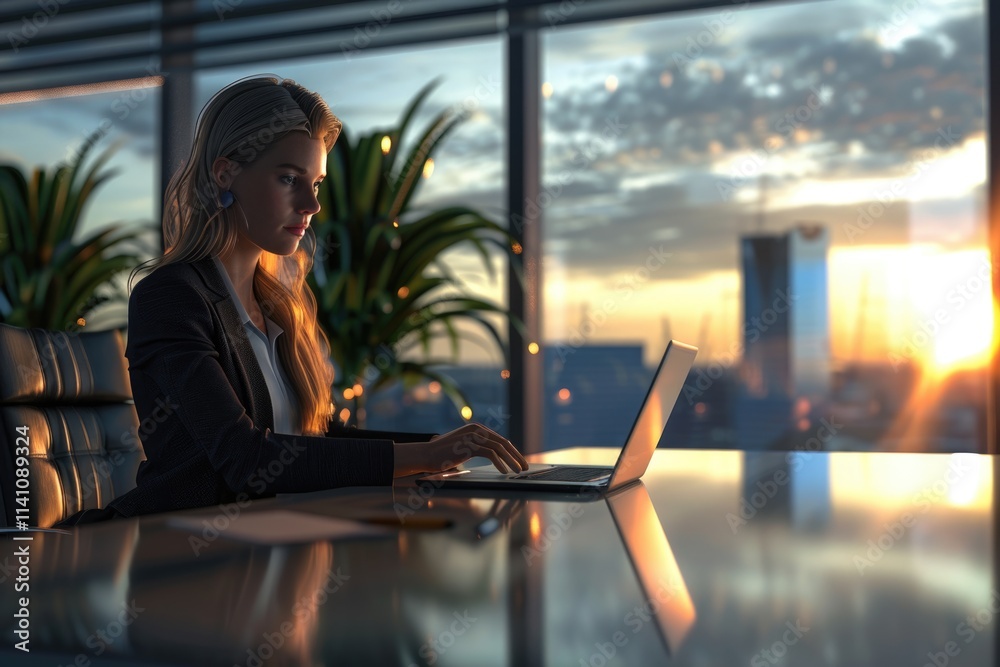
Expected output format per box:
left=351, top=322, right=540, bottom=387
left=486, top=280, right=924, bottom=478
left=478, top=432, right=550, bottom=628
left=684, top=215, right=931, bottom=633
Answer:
left=392, top=423, right=529, bottom=478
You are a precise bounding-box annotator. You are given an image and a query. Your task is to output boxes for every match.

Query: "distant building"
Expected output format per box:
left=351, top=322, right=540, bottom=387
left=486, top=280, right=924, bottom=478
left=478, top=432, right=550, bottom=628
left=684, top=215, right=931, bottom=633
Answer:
left=737, top=224, right=831, bottom=449
left=543, top=344, right=650, bottom=451
left=369, top=344, right=654, bottom=451
left=366, top=366, right=507, bottom=436
left=664, top=363, right=737, bottom=448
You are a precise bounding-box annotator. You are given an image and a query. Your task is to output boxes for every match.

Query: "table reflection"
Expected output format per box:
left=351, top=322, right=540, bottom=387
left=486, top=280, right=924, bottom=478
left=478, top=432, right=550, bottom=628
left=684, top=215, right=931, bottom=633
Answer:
left=607, top=481, right=695, bottom=653
left=644, top=449, right=995, bottom=667
left=0, top=448, right=995, bottom=667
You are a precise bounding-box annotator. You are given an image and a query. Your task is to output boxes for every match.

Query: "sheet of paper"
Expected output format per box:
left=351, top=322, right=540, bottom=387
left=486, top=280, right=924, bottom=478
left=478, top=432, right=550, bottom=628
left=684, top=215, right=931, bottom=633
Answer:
left=167, top=509, right=392, bottom=545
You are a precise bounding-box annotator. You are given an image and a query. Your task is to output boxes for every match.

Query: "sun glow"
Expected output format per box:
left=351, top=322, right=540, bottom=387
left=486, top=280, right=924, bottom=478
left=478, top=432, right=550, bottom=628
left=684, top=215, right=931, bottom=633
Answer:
left=929, top=295, right=994, bottom=375
left=829, top=245, right=994, bottom=376
left=544, top=243, right=993, bottom=378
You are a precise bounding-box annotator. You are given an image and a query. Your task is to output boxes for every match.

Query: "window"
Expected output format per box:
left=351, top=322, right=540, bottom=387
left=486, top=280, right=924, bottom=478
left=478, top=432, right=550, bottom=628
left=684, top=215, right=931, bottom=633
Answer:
left=541, top=0, right=987, bottom=452
left=0, top=81, right=160, bottom=330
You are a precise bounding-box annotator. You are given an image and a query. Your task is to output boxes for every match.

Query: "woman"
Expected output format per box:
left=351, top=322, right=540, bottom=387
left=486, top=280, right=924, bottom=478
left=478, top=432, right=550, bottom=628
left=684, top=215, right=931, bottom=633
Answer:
left=59, top=75, right=526, bottom=525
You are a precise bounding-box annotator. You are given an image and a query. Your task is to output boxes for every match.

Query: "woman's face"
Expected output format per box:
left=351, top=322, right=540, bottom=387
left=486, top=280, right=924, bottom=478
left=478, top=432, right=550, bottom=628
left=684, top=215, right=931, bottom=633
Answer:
left=217, top=131, right=327, bottom=256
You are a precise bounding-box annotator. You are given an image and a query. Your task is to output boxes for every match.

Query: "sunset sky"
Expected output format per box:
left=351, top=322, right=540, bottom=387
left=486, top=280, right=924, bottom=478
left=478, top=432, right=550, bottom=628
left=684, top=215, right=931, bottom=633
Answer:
left=0, top=0, right=988, bottom=374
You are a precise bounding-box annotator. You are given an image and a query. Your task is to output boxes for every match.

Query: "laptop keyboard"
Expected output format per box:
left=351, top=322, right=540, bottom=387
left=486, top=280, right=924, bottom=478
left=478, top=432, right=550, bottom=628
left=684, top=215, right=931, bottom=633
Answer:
left=517, top=466, right=612, bottom=482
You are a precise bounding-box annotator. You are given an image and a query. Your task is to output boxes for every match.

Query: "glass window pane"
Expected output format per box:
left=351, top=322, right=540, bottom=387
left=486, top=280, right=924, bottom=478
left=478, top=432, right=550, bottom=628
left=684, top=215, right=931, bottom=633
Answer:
left=0, top=81, right=160, bottom=330
left=0, top=1, right=160, bottom=92
left=541, top=0, right=987, bottom=453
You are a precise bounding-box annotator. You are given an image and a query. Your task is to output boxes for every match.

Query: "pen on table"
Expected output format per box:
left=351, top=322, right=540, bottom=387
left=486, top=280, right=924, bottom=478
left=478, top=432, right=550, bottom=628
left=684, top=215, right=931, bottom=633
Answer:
left=436, top=469, right=471, bottom=478
left=362, top=516, right=453, bottom=529
left=474, top=517, right=501, bottom=540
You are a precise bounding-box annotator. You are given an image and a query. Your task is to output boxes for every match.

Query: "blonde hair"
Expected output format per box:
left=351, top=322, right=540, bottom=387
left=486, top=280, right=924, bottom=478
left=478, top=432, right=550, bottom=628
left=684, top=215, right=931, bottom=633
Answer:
left=129, top=75, right=341, bottom=436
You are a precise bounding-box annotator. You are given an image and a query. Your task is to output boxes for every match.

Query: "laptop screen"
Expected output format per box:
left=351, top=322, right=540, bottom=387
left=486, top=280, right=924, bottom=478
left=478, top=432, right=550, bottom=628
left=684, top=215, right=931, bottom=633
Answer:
left=607, top=340, right=698, bottom=490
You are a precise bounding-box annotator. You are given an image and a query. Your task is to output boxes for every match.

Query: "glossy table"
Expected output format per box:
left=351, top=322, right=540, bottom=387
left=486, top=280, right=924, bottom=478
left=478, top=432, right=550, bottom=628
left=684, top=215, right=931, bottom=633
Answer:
left=1, top=448, right=996, bottom=666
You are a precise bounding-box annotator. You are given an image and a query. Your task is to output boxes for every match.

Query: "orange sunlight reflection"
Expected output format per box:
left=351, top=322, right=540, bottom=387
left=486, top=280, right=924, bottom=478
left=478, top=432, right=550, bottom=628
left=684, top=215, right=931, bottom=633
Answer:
left=830, top=452, right=992, bottom=510
left=829, top=246, right=995, bottom=452
left=548, top=245, right=994, bottom=379
left=829, top=245, right=994, bottom=376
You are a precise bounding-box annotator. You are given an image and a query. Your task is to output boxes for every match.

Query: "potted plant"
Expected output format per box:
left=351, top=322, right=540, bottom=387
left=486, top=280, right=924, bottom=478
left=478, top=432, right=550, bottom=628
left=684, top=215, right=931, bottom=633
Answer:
left=309, top=80, right=524, bottom=428
left=0, top=129, right=156, bottom=331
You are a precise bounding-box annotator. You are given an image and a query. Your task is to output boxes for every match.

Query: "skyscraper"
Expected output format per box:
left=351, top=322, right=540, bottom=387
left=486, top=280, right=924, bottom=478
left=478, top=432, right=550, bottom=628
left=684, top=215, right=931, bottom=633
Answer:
left=736, top=224, right=830, bottom=449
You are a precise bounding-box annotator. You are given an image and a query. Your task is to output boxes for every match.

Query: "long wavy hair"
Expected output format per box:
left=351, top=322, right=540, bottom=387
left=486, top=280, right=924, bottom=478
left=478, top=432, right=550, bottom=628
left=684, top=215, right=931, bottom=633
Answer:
left=129, top=75, right=341, bottom=436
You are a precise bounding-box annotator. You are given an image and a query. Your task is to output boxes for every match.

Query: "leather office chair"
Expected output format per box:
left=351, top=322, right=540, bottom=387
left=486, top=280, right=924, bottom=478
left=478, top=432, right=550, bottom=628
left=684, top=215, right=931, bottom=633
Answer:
left=0, top=322, right=144, bottom=528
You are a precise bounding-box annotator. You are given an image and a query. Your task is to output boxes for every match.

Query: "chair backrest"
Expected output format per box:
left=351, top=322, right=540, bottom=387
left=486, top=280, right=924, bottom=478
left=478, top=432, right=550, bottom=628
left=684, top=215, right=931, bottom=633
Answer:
left=0, top=323, right=144, bottom=528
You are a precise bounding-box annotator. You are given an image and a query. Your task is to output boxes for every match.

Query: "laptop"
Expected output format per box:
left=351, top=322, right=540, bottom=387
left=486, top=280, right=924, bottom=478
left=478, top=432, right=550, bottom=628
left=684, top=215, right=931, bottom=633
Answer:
left=418, top=339, right=697, bottom=493
left=606, top=480, right=697, bottom=655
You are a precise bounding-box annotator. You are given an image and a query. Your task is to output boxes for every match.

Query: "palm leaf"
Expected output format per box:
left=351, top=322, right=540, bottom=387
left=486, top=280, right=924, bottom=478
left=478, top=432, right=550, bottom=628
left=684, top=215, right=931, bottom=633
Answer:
left=309, top=79, right=523, bottom=427
left=0, top=167, right=30, bottom=253
left=387, top=111, right=467, bottom=221
left=0, top=129, right=153, bottom=330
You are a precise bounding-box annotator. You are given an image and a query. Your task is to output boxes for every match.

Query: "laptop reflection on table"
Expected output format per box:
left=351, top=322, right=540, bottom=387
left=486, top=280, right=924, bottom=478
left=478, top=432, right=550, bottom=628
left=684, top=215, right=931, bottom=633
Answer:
left=604, top=480, right=697, bottom=658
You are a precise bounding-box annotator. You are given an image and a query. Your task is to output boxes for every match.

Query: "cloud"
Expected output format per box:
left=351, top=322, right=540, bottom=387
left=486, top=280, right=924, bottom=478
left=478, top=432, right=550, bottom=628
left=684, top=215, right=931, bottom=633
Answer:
left=338, top=0, right=986, bottom=290
left=542, top=4, right=983, bottom=177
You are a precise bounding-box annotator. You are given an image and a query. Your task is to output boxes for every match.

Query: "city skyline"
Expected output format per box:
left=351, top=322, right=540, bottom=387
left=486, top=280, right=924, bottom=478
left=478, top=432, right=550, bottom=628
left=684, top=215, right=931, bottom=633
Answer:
left=0, top=0, right=987, bottom=379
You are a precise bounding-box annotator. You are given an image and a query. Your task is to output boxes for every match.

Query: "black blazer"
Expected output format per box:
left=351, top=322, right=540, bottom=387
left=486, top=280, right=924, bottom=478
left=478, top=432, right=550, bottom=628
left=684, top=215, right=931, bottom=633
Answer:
left=85, top=256, right=432, bottom=520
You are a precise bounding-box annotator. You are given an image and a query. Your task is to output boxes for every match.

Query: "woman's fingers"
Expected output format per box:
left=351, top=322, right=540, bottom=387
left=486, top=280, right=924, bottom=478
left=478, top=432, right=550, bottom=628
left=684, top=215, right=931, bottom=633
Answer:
left=494, top=440, right=527, bottom=473
left=491, top=432, right=529, bottom=472
left=478, top=446, right=511, bottom=473
left=465, top=430, right=513, bottom=473
left=468, top=426, right=527, bottom=473
left=507, top=440, right=529, bottom=470
left=442, top=423, right=528, bottom=473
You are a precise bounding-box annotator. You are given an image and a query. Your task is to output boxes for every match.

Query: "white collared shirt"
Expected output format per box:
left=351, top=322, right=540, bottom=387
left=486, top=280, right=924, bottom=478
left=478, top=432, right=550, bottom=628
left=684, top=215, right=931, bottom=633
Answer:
left=211, top=255, right=301, bottom=435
